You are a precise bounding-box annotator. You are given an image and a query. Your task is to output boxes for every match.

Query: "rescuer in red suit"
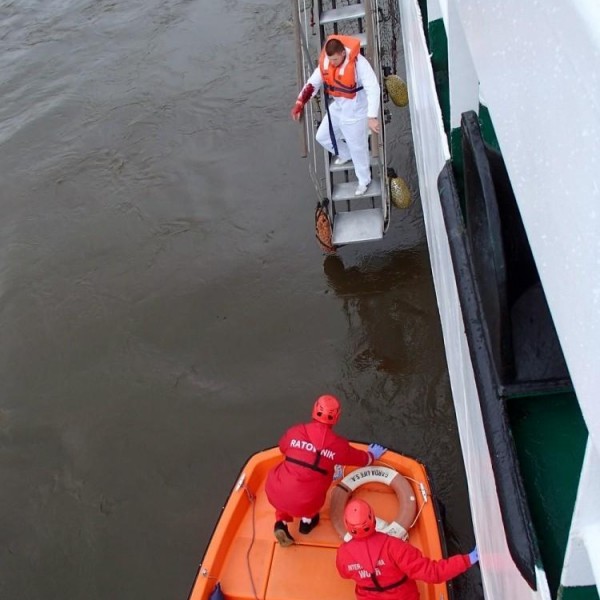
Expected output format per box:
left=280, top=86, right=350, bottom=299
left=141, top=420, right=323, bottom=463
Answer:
left=265, top=395, right=387, bottom=546
left=336, top=499, right=479, bottom=600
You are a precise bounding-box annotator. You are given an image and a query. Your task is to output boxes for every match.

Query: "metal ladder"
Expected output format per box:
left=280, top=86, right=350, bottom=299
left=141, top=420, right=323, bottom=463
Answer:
left=293, top=0, right=391, bottom=247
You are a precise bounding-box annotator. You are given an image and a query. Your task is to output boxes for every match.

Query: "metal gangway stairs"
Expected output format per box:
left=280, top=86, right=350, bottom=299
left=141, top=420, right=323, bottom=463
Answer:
left=292, top=0, right=391, bottom=247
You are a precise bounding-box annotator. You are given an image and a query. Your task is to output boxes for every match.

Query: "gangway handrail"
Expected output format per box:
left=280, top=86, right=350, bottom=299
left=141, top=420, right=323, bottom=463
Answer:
left=296, top=0, right=325, bottom=200
left=291, top=0, right=308, bottom=157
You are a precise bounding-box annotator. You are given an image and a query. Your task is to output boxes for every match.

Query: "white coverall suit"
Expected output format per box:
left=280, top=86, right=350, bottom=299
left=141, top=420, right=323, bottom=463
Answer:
left=302, top=53, right=380, bottom=189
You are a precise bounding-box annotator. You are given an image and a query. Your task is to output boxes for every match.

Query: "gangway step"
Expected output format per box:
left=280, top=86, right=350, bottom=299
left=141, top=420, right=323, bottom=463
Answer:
left=333, top=209, right=384, bottom=244
left=320, top=5, right=366, bottom=25
left=332, top=179, right=382, bottom=201
left=330, top=155, right=379, bottom=173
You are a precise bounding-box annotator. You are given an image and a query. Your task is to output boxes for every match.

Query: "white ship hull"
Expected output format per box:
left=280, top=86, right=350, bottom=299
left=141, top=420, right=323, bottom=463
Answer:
left=398, top=1, right=600, bottom=598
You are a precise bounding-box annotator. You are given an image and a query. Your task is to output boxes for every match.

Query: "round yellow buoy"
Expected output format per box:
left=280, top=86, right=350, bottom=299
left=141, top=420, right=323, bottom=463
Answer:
left=385, top=75, right=409, bottom=107
left=390, top=177, right=411, bottom=209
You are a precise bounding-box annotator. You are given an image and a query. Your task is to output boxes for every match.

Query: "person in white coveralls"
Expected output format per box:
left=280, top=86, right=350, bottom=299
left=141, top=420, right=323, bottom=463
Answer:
left=291, top=35, right=381, bottom=196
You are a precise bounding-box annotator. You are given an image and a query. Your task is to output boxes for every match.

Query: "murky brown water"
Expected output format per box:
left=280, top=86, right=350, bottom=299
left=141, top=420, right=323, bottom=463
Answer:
left=0, top=1, right=481, bottom=598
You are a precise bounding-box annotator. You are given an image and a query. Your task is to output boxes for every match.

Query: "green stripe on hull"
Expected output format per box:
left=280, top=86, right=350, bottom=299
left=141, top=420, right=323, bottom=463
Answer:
left=507, top=392, right=589, bottom=598
left=426, top=16, right=501, bottom=213
left=558, top=585, right=600, bottom=599
left=478, top=104, right=500, bottom=153
left=428, top=18, right=450, bottom=137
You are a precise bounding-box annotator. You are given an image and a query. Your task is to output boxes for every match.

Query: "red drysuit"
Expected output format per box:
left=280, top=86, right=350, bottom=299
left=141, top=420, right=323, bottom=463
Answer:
left=265, top=421, right=371, bottom=519
left=336, top=531, right=471, bottom=600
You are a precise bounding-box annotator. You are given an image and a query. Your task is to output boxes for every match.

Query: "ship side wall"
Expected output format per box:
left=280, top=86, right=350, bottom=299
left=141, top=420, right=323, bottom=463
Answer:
left=398, top=0, right=550, bottom=597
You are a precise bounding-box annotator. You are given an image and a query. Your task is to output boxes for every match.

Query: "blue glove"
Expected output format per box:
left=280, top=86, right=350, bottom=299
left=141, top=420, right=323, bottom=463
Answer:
left=468, top=547, right=479, bottom=565
left=368, top=443, right=387, bottom=460
left=333, top=465, right=344, bottom=480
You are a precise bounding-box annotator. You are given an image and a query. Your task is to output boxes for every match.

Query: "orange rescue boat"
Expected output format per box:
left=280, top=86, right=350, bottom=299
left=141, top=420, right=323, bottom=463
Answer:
left=187, top=444, right=453, bottom=600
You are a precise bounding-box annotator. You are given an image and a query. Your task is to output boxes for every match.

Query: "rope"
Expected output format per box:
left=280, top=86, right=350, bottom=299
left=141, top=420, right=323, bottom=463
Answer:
left=241, top=484, right=260, bottom=600
left=202, top=484, right=259, bottom=599
left=399, top=474, right=428, bottom=531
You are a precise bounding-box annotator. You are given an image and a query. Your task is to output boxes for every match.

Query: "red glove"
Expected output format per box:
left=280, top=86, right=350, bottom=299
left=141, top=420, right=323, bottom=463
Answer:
left=291, top=100, right=304, bottom=120
left=291, top=84, right=315, bottom=121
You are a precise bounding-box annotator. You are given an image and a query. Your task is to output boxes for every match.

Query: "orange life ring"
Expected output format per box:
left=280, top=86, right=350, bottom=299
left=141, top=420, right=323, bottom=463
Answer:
left=329, top=466, right=418, bottom=541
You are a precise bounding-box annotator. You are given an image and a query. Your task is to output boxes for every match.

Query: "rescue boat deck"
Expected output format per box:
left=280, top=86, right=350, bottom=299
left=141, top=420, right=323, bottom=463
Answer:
left=187, top=446, right=453, bottom=600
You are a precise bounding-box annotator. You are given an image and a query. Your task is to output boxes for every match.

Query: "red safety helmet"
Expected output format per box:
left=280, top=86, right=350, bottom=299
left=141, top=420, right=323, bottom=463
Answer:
left=344, top=498, right=376, bottom=539
left=312, top=394, right=341, bottom=425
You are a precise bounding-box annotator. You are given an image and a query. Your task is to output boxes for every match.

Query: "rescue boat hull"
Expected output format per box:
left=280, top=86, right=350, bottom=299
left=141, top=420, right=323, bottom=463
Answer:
left=187, top=444, right=453, bottom=600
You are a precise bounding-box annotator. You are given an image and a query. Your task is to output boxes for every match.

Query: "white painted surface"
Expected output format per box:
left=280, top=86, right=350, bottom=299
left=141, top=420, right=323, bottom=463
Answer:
left=427, top=0, right=445, bottom=23
left=399, top=1, right=551, bottom=597
left=562, top=441, right=600, bottom=589
left=452, top=0, right=600, bottom=460
left=447, top=0, right=479, bottom=128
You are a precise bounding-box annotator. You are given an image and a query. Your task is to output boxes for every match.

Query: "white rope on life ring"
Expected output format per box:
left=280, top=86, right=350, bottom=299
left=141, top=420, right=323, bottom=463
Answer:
left=329, top=465, right=419, bottom=542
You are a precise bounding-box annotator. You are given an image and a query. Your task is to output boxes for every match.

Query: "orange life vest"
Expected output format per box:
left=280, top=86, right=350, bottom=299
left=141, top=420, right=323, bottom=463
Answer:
left=319, top=35, right=363, bottom=99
